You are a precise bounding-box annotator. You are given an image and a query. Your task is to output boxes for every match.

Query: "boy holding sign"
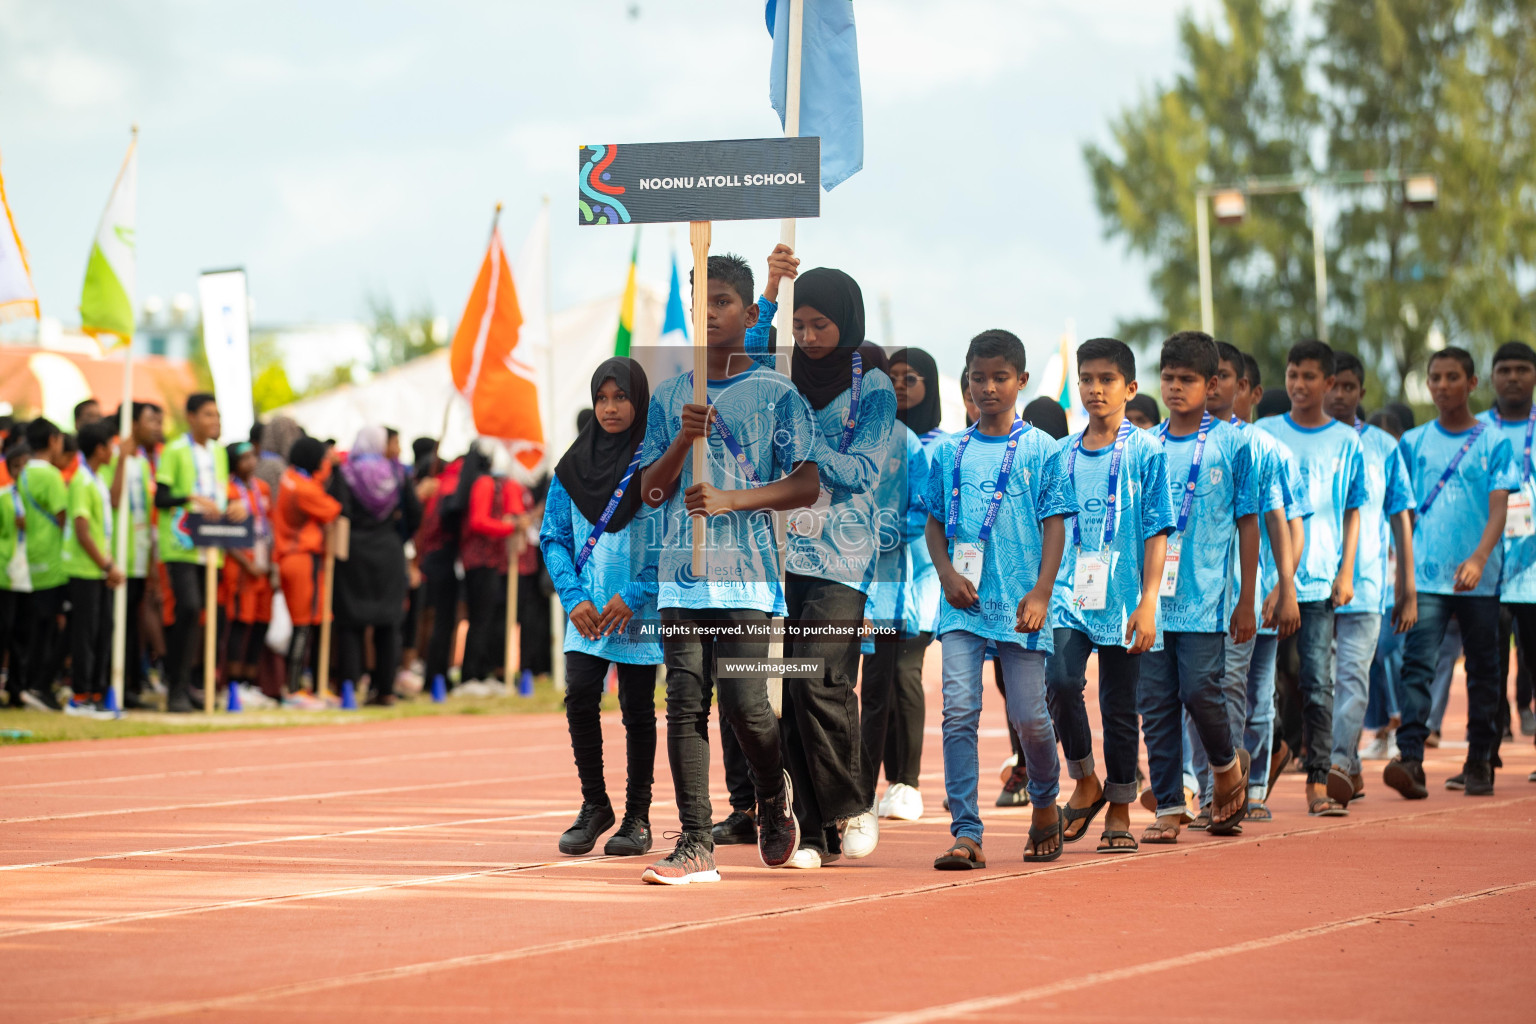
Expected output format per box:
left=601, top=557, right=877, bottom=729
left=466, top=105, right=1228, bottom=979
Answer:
left=925, top=330, right=1077, bottom=869
left=1045, top=338, right=1174, bottom=854
left=637, top=253, right=821, bottom=885
left=1388, top=347, right=1517, bottom=798
left=1141, top=332, right=1260, bottom=844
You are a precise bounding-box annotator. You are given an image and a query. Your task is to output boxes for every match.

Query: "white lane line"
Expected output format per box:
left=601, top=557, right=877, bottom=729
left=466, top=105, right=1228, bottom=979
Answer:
left=862, top=879, right=1536, bottom=1024
left=46, top=796, right=1536, bottom=1023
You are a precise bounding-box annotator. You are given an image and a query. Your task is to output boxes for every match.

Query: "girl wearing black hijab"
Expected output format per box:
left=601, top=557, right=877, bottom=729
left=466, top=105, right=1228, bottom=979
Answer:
left=891, top=346, right=943, bottom=442
left=539, top=357, right=660, bottom=860
left=780, top=265, right=898, bottom=868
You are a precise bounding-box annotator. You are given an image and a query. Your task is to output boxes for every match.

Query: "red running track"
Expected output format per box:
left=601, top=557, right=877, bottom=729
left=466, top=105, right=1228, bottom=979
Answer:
left=1, top=657, right=1533, bottom=1023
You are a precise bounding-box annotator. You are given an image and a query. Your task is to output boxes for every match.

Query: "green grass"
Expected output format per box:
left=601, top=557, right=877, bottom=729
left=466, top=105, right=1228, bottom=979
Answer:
left=0, top=685, right=603, bottom=744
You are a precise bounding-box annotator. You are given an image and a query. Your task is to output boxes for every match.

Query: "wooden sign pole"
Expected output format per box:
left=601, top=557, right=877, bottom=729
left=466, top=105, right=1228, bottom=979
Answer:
left=689, top=219, right=711, bottom=576
left=203, top=554, right=217, bottom=714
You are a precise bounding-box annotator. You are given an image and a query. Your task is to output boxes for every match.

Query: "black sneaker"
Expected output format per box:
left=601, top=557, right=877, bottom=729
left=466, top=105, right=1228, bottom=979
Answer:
left=757, top=769, right=801, bottom=868
left=603, top=815, right=652, bottom=856
left=558, top=802, right=616, bottom=855
left=995, top=765, right=1030, bottom=807
left=711, top=808, right=758, bottom=846
left=1383, top=757, right=1428, bottom=800
left=1464, top=761, right=1494, bottom=796
left=21, top=688, right=62, bottom=712
left=641, top=831, right=719, bottom=885
left=166, top=690, right=194, bottom=714
left=1445, top=768, right=1466, bottom=791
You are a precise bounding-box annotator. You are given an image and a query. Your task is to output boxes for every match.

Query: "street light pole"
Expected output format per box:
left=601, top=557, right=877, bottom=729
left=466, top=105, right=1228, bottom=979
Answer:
left=1310, top=186, right=1328, bottom=343
left=1196, top=192, right=1214, bottom=335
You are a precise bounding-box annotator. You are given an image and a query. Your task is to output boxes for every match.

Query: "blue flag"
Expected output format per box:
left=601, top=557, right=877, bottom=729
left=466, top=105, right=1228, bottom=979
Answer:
left=767, top=0, right=863, bottom=191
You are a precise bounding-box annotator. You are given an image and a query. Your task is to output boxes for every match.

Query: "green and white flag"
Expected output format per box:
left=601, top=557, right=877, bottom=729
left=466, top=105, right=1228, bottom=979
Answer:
left=80, top=132, right=137, bottom=345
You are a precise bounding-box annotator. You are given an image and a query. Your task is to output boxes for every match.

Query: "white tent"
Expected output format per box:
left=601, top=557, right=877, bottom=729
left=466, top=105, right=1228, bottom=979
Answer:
left=274, top=286, right=664, bottom=464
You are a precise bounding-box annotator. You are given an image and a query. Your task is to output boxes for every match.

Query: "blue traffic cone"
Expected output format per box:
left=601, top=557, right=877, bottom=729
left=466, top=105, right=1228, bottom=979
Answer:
left=103, top=687, right=122, bottom=717
left=431, top=674, right=447, bottom=703
left=225, top=682, right=242, bottom=714
left=340, top=679, right=358, bottom=710
left=518, top=669, right=534, bottom=697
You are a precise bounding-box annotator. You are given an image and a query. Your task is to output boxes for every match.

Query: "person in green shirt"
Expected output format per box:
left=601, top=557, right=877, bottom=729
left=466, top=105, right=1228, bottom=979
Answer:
left=17, top=418, right=69, bottom=710
left=63, top=422, right=125, bottom=706
left=109, top=401, right=164, bottom=708
left=1, top=440, right=30, bottom=708
left=155, top=393, right=245, bottom=712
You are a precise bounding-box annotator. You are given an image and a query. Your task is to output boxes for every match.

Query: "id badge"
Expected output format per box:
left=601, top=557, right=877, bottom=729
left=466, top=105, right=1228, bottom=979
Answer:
left=1507, top=490, right=1535, bottom=538
left=953, top=541, right=985, bottom=587
left=253, top=537, right=272, bottom=574
left=1073, top=551, right=1110, bottom=611
left=1159, top=535, right=1182, bottom=597
left=788, top=486, right=833, bottom=540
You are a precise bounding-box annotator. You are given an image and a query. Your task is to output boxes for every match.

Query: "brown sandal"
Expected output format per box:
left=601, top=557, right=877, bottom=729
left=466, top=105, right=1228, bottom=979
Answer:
left=1208, top=749, right=1251, bottom=836
left=1141, top=819, right=1180, bottom=844
left=934, top=837, right=985, bottom=870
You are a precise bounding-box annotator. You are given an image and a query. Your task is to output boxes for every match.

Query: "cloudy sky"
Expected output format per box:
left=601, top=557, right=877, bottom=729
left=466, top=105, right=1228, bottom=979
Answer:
left=0, top=0, right=1228, bottom=380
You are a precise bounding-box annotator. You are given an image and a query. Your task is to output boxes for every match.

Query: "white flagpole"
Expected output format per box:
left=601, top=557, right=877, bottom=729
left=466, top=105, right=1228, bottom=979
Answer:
left=540, top=196, right=566, bottom=693
left=109, top=126, right=140, bottom=718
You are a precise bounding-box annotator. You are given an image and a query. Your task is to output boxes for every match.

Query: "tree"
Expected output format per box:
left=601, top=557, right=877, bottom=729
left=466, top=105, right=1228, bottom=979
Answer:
left=364, top=293, right=445, bottom=372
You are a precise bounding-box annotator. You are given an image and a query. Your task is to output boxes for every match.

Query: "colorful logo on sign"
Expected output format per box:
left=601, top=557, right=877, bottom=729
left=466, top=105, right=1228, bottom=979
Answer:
left=579, top=145, right=631, bottom=225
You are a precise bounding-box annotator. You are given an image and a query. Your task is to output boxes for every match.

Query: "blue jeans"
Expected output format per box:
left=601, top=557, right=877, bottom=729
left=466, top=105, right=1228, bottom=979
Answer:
left=1140, top=632, right=1230, bottom=818
left=1294, top=601, right=1338, bottom=785
left=1331, top=612, right=1383, bottom=775
left=1364, top=620, right=1403, bottom=730
left=1186, top=633, right=1254, bottom=805
left=940, top=630, right=1059, bottom=842
left=1244, top=633, right=1278, bottom=800
left=1399, top=594, right=1502, bottom=764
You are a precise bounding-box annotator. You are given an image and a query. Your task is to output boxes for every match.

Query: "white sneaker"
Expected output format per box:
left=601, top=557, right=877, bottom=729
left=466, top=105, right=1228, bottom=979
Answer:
left=785, top=847, right=823, bottom=870
left=876, top=785, right=897, bottom=818
left=838, top=810, right=879, bottom=859
left=1360, top=733, right=1391, bottom=760
left=888, top=783, right=924, bottom=821
left=998, top=753, right=1018, bottom=784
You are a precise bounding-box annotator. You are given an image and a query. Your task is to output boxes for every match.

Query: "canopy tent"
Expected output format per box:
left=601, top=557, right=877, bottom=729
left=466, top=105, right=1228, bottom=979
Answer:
left=0, top=347, right=197, bottom=427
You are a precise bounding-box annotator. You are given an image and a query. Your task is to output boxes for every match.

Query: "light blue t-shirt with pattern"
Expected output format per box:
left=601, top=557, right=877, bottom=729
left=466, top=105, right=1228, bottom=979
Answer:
left=1049, top=424, right=1176, bottom=648
left=638, top=362, right=817, bottom=614
left=1399, top=420, right=1520, bottom=598
left=1155, top=417, right=1260, bottom=637
left=923, top=424, right=1079, bottom=653
left=1479, top=408, right=1536, bottom=603
left=862, top=424, right=938, bottom=649
left=539, top=476, right=662, bottom=665
left=1256, top=415, right=1369, bottom=603
left=1337, top=421, right=1416, bottom=615
left=1249, top=430, right=1312, bottom=635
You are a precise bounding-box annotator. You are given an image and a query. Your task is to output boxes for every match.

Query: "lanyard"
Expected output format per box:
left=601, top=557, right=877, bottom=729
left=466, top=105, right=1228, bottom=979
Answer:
left=1418, top=424, right=1485, bottom=517
left=688, top=372, right=764, bottom=487
left=128, top=453, right=146, bottom=515
left=834, top=352, right=864, bottom=454
left=1157, top=411, right=1213, bottom=534
left=574, top=450, right=642, bottom=573
left=78, top=459, right=113, bottom=545
left=191, top=442, right=214, bottom=498
left=945, top=418, right=1026, bottom=541
left=1354, top=416, right=1367, bottom=436
left=17, top=468, right=55, bottom=526
left=1067, top=420, right=1134, bottom=550
left=1229, top=415, right=1242, bottom=427
left=1490, top=408, right=1536, bottom=482
left=10, top=488, right=22, bottom=541
left=233, top=479, right=267, bottom=537
left=920, top=428, right=943, bottom=445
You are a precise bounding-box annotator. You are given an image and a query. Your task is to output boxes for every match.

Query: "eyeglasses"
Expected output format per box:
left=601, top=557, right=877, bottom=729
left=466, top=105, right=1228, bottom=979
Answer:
left=901, top=373, right=922, bottom=387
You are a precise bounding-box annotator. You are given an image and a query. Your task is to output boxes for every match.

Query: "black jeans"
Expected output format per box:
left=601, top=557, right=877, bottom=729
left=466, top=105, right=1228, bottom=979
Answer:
left=1274, top=631, right=1302, bottom=756
left=1, top=588, right=24, bottom=700
left=125, top=577, right=147, bottom=697
left=1399, top=593, right=1502, bottom=764
left=165, top=562, right=206, bottom=701
left=661, top=607, right=783, bottom=839
left=338, top=624, right=400, bottom=697
left=719, top=718, right=756, bottom=813
left=24, top=585, right=67, bottom=695
left=783, top=573, right=866, bottom=849
left=67, top=577, right=111, bottom=696
left=421, top=552, right=460, bottom=687
left=462, top=567, right=505, bottom=682
left=1499, top=602, right=1536, bottom=723
left=1294, top=600, right=1338, bottom=785
left=1046, top=627, right=1141, bottom=805
left=564, top=650, right=656, bottom=816
left=858, top=630, right=930, bottom=805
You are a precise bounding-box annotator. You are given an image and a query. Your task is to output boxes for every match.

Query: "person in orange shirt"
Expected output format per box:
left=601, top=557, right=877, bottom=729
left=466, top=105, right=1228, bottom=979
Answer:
left=221, top=442, right=273, bottom=699
left=273, top=436, right=340, bottom=693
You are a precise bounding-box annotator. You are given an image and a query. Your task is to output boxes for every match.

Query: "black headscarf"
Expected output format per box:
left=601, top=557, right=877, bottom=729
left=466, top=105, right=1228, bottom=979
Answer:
left=289, top=436, right=326, bottom=474
left=1023, top=398, right=1069, bottom=440
left=891, top=346, right=941, bottom=436
left=791, top=267, right=866, bottom=410
left=554, top=357, right=650, bottom=533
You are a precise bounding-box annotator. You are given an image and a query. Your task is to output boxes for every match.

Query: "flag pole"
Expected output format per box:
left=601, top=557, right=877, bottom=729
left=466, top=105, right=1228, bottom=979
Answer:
left=541, top=195, right=566, bottom=694
left=689, top=219, right=711, bottom=576
left=109, top=124, right=140, bottom=719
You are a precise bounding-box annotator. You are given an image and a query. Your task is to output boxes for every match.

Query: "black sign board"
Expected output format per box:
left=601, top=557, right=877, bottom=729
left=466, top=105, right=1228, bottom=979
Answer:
left=185, top=514, right=255, bottom=549
left=578, top=137, right=820, bottom=226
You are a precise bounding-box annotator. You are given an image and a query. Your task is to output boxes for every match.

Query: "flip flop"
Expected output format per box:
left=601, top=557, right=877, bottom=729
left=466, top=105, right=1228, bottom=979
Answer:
left=1188, top=804, right=1212, bottom=831
left=1139, top=786, right=1195, bottom=824
left=933, top=837, right=985, bottom=870
left=1208, top=749, right=1251, bottom=836
left=1245, top=800, right=1273, bottom=822
left=1140, top=820, right=1179, bottom=845
left=1266, top=740, right=1291, bottom=803
left=1326, top=765, right=1354, bottom=807
left=1023, top=815, right=1063, bottom=863
left=1308, top=796, right=1348, bottom=817
left=1096, top=830, right=1139, bottom=855
left=1060, top=796, right=1107, bottom=844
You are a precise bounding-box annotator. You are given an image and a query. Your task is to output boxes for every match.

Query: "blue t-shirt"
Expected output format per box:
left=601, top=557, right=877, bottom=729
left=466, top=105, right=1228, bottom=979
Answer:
left=1337, top=421, right=1416, bottom=615
left=638, top=363, right=817, bottom=613
left=1049, top=424, right=1175, bottom=647
left=1399, top=420, right=1520, bottom=597
left=923, top=424, right=1078, bottom=652
left=1232, top=422, right=1310, bottom=635
left=1479, top=408, right=1536, bottom=603
left=785, top=364, right=896, bottom=591
left=1255, top=415, right=1369, bottom=603
left=1155, top=417, right=1260, bottom=636
left=538, top=476, right=662, bottom=665
left=862, top=424, right=938, bottom=648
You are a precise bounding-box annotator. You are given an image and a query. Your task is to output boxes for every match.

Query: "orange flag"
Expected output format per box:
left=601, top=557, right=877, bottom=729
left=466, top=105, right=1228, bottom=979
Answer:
left=451, top=223, right=544, bottom=470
